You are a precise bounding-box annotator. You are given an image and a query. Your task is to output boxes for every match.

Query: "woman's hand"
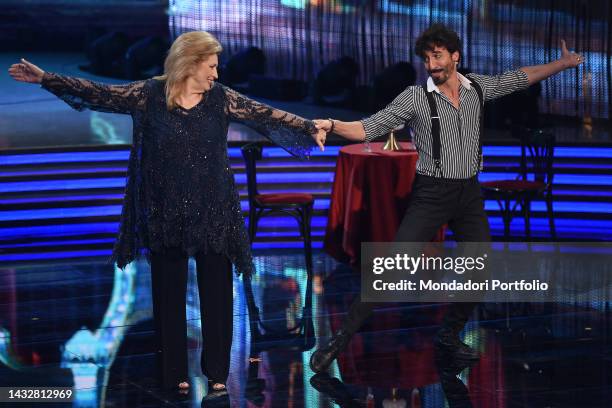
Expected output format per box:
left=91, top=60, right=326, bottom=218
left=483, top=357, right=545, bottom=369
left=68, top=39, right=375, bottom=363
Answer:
left=314, top=128, right=327, bottom=151
left=8, top=58, right=45, bottom=84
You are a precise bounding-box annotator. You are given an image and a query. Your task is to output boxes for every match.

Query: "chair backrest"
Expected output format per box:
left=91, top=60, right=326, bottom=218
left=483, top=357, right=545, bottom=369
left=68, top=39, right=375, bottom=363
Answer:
left=241, top=143, right=263, bottom=203
left=516, top=128, right=555, bottom=188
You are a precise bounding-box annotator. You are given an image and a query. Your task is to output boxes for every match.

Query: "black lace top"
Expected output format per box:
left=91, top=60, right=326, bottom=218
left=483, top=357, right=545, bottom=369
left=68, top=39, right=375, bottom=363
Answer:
left=41, top=73, right=317, bottom=276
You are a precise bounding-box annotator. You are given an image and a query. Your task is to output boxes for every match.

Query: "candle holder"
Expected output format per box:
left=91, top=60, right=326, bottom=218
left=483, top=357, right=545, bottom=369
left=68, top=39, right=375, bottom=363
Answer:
left=383, top=131, right=400, bottom=151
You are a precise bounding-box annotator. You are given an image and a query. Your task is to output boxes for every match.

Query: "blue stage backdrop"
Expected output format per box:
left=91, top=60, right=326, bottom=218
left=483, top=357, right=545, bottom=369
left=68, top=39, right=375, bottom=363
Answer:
left=168, top=0, right=610, bottom=119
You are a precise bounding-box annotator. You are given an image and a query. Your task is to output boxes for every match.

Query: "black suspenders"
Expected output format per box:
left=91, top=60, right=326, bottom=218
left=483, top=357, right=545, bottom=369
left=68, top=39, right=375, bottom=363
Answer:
left=422, top=79, right=484, bottom=177
left=423, top=85, right=442, bottom=176
left=471, top=81, right=485, bottom=168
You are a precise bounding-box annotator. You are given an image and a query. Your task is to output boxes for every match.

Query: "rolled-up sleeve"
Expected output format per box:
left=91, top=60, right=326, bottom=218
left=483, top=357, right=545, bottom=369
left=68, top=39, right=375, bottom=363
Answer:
left=468, top=70, right=529, bottom=102
left=360, top=86, right=416, bottom=142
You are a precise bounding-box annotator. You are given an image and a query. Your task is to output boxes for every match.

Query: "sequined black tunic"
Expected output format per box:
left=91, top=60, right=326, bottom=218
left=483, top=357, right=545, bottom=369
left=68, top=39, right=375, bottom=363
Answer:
left=41, top=73, right=317, bottom=276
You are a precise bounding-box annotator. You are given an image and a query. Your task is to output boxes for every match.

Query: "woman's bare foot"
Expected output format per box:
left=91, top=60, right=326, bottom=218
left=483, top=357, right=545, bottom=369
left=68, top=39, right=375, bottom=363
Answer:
left=210, top=382, right=226, bottom=391
left=213, top=383, right=225, bottom=391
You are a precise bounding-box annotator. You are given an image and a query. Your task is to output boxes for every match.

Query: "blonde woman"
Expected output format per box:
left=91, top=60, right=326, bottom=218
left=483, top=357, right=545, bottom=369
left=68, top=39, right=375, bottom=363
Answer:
left=9, top=31, right=326, bottom=393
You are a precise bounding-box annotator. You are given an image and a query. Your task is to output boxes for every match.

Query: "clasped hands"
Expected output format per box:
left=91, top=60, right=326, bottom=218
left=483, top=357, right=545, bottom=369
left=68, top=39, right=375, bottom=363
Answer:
left=312, top=118, right=334, bottom=151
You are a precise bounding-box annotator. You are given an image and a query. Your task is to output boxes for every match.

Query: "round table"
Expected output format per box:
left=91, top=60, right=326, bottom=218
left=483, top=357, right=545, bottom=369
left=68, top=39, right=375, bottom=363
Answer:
left=324, top=141, right=444, bottom=264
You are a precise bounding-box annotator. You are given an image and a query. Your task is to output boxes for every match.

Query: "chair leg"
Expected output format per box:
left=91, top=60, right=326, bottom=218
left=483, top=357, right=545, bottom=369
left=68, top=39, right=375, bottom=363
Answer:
left=546, top=195, right=556, bottom=240
left=300, top=263, right=315, bottom=350
left=523, top=198, right=531, bottom=240
left=243, top=275, right=263, bottom=344
left=248, top=208, right=259, bottom=243
left=503, top=199, right=511, bottom=239
left=303, top=205, right=313, bottom=276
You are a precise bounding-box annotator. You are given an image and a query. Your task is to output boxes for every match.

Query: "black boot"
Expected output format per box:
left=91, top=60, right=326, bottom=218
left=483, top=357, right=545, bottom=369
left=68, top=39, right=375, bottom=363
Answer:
left=310, top=373, right=363, bottom=407
left=435, top=303, right=480, bottom=375
left=434, top=334, right=479, bottom=375
left=309, top=329, right=351, bottom=373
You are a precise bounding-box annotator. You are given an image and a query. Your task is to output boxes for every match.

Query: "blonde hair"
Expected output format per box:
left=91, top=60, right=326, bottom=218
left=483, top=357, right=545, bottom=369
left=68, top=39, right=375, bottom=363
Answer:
left=154, top=31, right=222, bottom=110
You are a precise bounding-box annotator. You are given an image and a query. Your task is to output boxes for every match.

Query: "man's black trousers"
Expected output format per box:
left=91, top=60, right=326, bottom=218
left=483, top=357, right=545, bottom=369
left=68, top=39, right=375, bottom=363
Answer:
left=342, top=174, right=491, bottom=337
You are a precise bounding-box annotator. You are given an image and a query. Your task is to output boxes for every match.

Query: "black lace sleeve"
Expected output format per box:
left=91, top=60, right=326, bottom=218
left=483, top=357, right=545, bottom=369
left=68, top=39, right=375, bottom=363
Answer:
left=40, top=72, right=146, bottom=114
left=223, top=85, right=317, bottom=159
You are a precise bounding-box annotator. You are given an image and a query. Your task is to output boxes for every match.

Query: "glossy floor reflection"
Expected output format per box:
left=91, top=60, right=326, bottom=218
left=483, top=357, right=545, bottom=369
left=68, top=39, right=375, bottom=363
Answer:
left=1, top=251, right=612, bottom=407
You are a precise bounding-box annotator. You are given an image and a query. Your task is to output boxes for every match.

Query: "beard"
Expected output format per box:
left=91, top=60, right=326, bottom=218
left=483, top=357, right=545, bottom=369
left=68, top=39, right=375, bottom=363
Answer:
left=430, top=68, right=450, bottom=85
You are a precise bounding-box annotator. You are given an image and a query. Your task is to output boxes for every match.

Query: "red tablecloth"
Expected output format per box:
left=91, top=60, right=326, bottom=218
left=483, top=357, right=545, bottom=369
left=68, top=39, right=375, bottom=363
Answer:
left=324, top=142, right=444, bottom=264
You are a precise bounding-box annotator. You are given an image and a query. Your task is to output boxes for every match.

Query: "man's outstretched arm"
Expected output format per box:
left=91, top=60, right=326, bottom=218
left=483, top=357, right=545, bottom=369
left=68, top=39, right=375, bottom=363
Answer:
left=314, top=86, right=416, bottom=142
left=520, top=39, right=583, bottom=85
left=314, top=120, right=366, bottom=142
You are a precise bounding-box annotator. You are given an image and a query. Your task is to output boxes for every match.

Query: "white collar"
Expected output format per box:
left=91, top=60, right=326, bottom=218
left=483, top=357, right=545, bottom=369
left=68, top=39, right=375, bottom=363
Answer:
left=426, top=72, right=472, bottom=93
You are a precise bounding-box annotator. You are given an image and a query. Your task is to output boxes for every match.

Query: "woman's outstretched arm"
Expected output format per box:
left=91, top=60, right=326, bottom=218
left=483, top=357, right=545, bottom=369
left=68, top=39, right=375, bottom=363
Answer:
left=224, top=85, right=326, bottom=156
left=8, top=58, right=146, bottom=114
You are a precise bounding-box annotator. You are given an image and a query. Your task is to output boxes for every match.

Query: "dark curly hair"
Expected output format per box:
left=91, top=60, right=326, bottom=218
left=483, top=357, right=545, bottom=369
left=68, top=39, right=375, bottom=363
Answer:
left=414, top=24, right=462, bottom=61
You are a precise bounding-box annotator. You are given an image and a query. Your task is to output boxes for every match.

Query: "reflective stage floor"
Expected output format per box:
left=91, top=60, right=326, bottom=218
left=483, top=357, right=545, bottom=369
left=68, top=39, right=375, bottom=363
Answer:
left=1, top=251, right=611, bottom=407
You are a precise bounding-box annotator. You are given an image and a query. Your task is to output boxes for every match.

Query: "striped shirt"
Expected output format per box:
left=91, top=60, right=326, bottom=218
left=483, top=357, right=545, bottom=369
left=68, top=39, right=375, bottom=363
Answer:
left=361, top=70, right=529, bottom=179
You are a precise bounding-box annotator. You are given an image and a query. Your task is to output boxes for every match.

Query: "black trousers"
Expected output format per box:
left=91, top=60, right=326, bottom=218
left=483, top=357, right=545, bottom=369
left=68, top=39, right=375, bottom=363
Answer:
left=341, top=174, right=491, bottom=338
left=150, top=248, right=233, bottom=388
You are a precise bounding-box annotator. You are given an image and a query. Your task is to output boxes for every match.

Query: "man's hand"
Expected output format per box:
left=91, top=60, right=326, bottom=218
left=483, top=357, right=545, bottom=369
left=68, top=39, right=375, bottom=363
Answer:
left=8, top=58, right=45, bottom=84
left=313, top=128, right=327, bottom=151
left=522, top=39, right=585, bottom=85
left=560, top=39, right=583, bottom=69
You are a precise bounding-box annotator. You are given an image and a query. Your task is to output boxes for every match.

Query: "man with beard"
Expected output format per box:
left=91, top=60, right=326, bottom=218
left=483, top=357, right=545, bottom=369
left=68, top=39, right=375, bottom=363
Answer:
left=310, top=24, right=583, bottom=374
